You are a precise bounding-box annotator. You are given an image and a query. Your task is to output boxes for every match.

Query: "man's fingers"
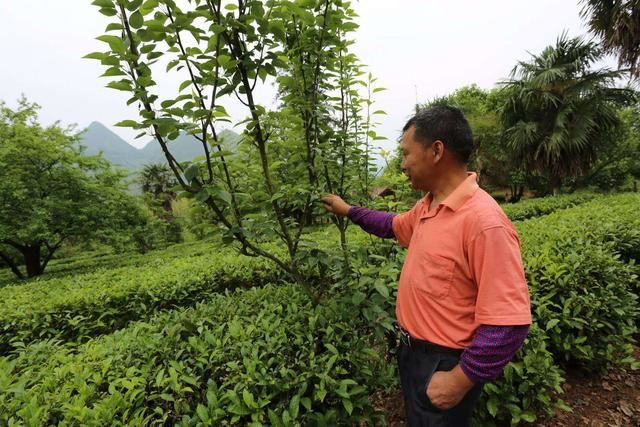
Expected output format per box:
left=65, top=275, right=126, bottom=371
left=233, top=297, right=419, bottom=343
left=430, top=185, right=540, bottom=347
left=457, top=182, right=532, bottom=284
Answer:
left=321, top=195, right=336, bottom=207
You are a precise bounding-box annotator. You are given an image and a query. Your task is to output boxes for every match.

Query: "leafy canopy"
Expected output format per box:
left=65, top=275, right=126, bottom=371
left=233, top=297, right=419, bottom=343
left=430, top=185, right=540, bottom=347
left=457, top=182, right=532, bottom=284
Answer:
left=0, top=97, right=146, bottom=278
left=501, top=34, right=637, bottom=191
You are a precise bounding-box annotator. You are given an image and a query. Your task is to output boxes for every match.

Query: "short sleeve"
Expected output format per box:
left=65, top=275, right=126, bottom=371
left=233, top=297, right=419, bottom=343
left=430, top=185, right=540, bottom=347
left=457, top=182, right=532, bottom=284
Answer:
left=391, top=200, right=422, bottom=248
left=469, top=225, right=532, bottom=325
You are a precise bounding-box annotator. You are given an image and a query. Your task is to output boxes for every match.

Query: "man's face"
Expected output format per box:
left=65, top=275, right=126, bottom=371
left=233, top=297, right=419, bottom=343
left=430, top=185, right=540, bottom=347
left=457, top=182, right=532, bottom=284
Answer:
left=400, top=126, right=435, bottom=191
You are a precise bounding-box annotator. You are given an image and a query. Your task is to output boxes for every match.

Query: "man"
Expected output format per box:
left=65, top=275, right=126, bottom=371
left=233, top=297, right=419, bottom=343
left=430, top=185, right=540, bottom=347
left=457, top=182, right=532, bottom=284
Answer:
left=322, top=106, right=531, bottom=426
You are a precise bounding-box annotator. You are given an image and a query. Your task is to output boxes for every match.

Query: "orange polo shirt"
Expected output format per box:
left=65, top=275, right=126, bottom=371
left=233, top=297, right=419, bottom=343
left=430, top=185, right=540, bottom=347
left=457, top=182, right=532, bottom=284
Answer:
left=392, top=173, right=531, bottom=349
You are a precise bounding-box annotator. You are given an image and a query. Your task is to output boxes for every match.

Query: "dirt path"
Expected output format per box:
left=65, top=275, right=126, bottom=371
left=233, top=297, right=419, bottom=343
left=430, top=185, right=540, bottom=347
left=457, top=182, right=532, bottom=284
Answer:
left=539, top=351, right=640, bottom=427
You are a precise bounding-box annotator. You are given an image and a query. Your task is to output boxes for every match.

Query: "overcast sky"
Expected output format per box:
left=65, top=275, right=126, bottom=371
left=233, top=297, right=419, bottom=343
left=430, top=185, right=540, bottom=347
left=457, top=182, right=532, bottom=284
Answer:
left=0, top=1, right=603, bottom=151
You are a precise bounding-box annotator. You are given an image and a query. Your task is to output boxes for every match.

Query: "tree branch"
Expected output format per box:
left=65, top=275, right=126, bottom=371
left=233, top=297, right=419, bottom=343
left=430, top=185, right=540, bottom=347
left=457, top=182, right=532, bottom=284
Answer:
left=165, top=6, right=216, bottom=185
left=118, top=3, right=191, bottom=192
left=0, top=249, right=24, bottom=280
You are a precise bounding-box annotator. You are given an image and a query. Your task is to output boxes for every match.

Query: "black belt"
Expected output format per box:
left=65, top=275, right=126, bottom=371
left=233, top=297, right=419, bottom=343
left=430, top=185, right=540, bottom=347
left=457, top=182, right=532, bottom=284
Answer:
left=399, top=327, right=463, bottom=357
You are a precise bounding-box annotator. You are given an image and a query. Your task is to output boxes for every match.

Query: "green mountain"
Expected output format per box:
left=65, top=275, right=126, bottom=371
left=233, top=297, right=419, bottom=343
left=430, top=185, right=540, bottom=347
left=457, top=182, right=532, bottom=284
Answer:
left=80, top=122, right=241, bottom=170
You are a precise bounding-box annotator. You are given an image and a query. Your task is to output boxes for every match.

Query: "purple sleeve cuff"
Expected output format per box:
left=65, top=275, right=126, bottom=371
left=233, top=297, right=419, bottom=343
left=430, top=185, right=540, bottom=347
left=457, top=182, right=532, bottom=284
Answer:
left=459, top=324, right=529, bottom=384
left=347, top=206, right=396, bottom=239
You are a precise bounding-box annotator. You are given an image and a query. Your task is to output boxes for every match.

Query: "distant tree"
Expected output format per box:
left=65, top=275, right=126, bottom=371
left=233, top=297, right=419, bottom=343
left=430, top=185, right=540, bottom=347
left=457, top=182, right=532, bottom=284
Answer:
left=139, top=163, right=183, bottom=243
left=580, top=0, right=640, bottom=77
left=139, top=163, right=178, bottom=212
left=577, top=105, right=640, bottom=190
left=501, top=35, right=637, bottom=194
left=0, top=98, right=147, bottom=279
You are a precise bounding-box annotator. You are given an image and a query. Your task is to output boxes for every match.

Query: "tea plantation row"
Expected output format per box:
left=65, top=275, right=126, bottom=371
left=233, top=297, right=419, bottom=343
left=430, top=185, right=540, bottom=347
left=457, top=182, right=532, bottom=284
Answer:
left=0, top=228, right=365, bottom=356
left=500, top=191, right=597, bottom=221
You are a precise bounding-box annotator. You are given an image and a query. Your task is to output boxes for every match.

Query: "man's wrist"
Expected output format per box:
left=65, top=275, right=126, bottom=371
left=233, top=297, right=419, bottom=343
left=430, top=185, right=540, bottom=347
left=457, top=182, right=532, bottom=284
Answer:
left=451, top=364, right=475, bottom=392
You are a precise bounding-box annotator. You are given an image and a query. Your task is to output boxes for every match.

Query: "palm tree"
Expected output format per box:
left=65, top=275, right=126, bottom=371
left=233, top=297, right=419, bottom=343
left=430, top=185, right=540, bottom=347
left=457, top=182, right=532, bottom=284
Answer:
left=580, top=0, right=640, bottom=77
left=501, top=34, right=637, bottom=194
left=139, top=163, right=178, bottom=212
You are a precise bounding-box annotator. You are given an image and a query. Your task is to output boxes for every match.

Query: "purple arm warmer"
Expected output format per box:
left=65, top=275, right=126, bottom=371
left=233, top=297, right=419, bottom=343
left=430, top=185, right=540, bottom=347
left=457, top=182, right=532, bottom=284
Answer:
left=347, top=206, right=396, bottom=238
left=459, top=324, right=529, bottom=383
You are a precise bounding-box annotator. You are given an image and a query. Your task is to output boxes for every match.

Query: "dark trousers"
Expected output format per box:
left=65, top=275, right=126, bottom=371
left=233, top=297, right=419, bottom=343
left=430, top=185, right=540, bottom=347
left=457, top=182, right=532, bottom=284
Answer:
left=397, top=340, right=483, bottom=427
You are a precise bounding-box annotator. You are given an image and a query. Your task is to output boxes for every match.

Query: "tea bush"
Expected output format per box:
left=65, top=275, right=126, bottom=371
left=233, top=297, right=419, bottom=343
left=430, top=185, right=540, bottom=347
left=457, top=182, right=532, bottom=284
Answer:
left=473, top=323, right=565, bottom=426
left=0, top=248, right=278, bottom=355
left=0, top=284, right=394, bottom=426
left=501, top=192, right=597, bottom=222
left=515, top=194, right=640, bottom=371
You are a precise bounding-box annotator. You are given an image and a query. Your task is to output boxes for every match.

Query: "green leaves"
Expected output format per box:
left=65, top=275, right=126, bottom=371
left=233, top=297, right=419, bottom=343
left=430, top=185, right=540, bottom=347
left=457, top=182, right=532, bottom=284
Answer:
left=96, top=35, right=124, bottom=53
left=373, top=280, right=389, bottom=298
left=114, top=119, right=139, bottom=128
left=129, top=11, right=144, bottom=29
left=83, top=51, right=108, bottom=60
left=216, top=54, right=233, bottom=69
left=139, top=0, right=158, bottom=15
left=183, top=163, right=200, bottom=183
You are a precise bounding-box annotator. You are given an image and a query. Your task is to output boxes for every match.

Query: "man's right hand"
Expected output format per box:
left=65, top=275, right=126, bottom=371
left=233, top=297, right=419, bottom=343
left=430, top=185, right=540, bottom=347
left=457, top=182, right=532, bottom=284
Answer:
left=321, top=194, right=352, bottom=217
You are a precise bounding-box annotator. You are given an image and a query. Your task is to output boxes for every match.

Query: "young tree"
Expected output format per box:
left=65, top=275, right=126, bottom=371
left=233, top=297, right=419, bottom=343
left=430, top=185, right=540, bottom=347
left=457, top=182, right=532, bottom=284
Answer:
left=501, top=35, right=637, bottom=194
left=87, top=0, right=377, bottom=299
left=0, top=98, right=147, bottom=279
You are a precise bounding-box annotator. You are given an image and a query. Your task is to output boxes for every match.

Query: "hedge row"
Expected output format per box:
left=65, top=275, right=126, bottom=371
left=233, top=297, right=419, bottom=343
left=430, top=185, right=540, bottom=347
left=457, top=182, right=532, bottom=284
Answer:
left=0, top=239, right=222, bottom=287
left=500, top=192, right=597, bottom=222
left=518, top=193, right=640, bottom=370
left=0, top=226, right=369, bottom=356
left=0, top=246, right=278, bottom=356
left=0, top=284, right=394, bottom=426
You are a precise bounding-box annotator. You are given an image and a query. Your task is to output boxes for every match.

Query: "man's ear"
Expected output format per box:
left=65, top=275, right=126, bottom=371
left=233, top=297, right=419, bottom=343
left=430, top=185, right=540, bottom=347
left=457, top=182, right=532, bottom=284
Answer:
left=432, top=140, right=445, bottom=163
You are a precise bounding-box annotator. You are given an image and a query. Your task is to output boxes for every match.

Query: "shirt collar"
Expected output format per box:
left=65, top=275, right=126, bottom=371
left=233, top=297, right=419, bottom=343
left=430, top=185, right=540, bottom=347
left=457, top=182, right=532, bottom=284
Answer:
left=442, top=172, right=479, bottom=211
left=422, top=172, right=479, bottom=215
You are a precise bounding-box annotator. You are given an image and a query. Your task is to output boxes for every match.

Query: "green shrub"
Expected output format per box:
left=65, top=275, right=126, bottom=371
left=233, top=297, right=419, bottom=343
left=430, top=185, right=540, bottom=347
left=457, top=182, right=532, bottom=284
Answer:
left=524, top=240, right=638, bottom=370
left=500, top=192, right=597, bottom=222
left=0, top=247, right=278, bottom=355
left=0, top=284, right=394, bottom=426
left=514, top=194, right=640, bottom=371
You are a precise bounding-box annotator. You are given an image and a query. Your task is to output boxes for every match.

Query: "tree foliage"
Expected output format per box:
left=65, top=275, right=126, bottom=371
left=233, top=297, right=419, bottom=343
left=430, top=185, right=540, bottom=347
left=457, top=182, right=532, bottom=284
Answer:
left=87, top=0, right=381, bottom=300
left=577, top=105, right=640, bottom=190
left=580, top=0, right=640, bottom=77
left=501, top=34, right=637, bottom=193
left=0, top=98, right=147, bottom=279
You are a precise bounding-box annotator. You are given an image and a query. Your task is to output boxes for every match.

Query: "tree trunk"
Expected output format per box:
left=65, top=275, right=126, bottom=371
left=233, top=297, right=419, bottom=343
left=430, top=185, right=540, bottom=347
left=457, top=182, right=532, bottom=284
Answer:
left=22, top=245, right=44, bottom=278
left=551, top=175, right=562, bottom=196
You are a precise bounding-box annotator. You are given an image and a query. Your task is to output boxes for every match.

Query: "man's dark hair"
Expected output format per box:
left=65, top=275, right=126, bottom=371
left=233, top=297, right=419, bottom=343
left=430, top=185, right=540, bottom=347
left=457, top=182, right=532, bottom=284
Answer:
left=403, top=105, right=474, bottom=163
